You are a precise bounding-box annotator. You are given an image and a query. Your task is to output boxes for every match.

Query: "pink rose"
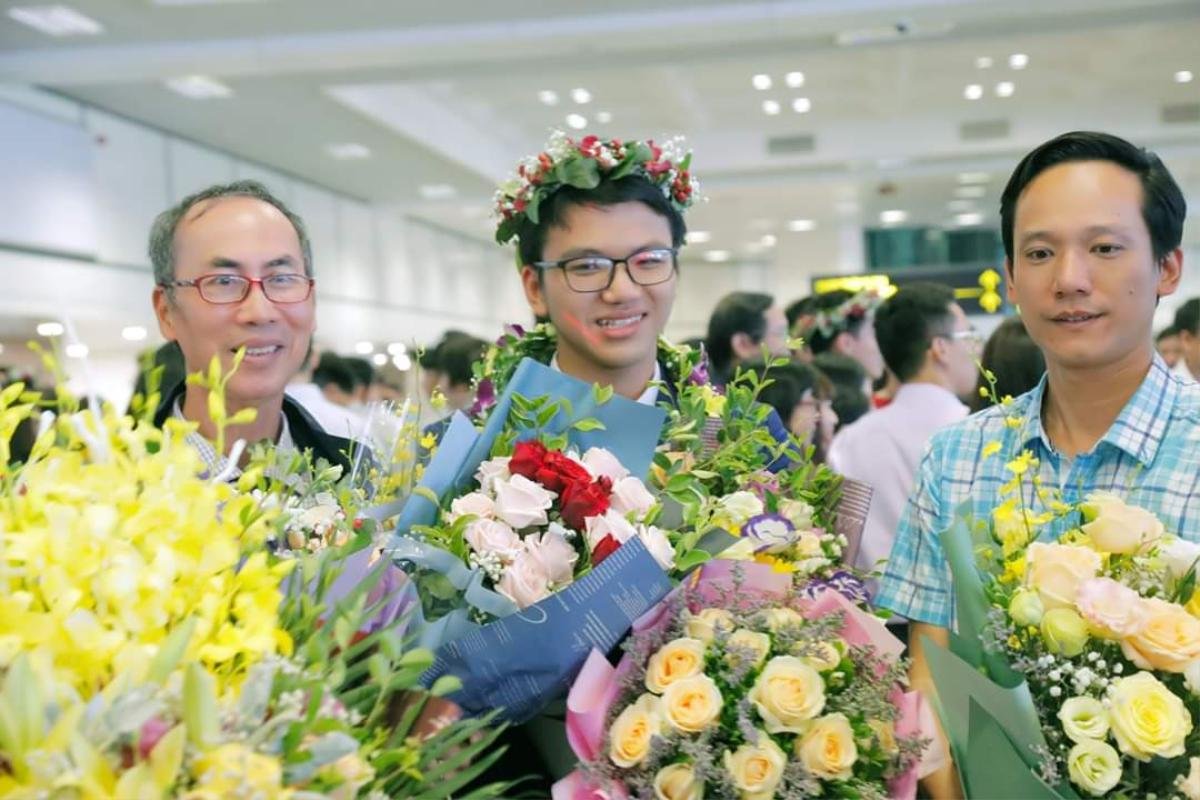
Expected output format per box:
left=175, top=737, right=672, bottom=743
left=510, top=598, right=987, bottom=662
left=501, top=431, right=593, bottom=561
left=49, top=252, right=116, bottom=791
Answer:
left=493, top=474, right=555, bottom=529
left=474, top=456, right=511, bottom=494
left=610, top=476, right=656, bottom=519
left=584, top=509, right=638, bottom=551
left=525, top=529, right=578, bottom=586
left=1075, top=577, right=1147, bottom=639
left=464, top=518, right=521, bottom=560
left=497, top=549, right=552, bottom=609
left=581, top=447, right=630, bottom=482
left=447, top=492, right=495, bottom=524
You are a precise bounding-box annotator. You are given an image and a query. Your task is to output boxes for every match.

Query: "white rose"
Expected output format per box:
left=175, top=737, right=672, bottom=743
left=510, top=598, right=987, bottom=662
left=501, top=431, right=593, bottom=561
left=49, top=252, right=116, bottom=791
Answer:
left=523, top=529, right=578, bottom=586
left=1162, top=538, right=1200, bottom=581
left=581, top=447, right=629, bottom=482
left=446, top=492, right=495, bottom=524
left=463, top=518, right=521, bottom=560
left=638, top=524, right=675, bottom=570
left=496, top=548, right=552, bottom=609
left=297, top=504, right=340, bottom=530
left=1185, top=660, right=1200, bottom=697
left=610, top=476, right=657, bottom=520
left=584, top=509, right=638, bottom=551
left=1179, top=756, right=1200, bottom=800
left=474, top=456, right=511, bottom=494
left=717, top=491, right=764, bottom=525
left=780, top=498, right=815, bottom=529
left=492, top=474, right=554, bottom=529
left=795, top=530, right=825, bottom=557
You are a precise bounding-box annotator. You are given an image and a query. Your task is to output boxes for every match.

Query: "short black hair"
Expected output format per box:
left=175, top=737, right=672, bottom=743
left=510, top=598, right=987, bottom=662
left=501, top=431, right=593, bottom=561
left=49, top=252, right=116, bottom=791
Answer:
left=515, top=175, right=687, bottom=266
left=420, top=329, right=472, bottom=371
left=1157, top=325, right=1181, bottom=342
left=313, top=352, right=355, bottom=395
left=969, top=316, right=1046, bottom=412
left=439, top=335, right=487, bottom=388
left=745, top=361, right=832, bottom=417
left=705, top=292, right=774, bottom=382
left=807, top=291, right=869, bottom=355
left=812, top=352, right=870, bottom=430
left=341, top=356, right=375, bottom=389
left=1000, top=131, right=1186, bottom=265
left=785, top=296, right=816, bottom=333
left=873, top=283, right=957, bottom=382
left=1172, top=298, right=1200, bottom=336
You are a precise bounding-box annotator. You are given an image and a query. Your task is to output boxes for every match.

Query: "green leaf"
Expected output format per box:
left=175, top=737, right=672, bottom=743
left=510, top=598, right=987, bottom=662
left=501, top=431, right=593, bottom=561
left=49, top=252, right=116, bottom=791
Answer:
left=182, top=662, right=219, bottom=748
left=146, top=617, right=197, bottom=684
left=429, top=674, right=463, bottom=697
left=674, top=549, right=712, bottom=573
left=592, top=383, right=615, bottom=405
left=398, top=648, right=435, bottom=671
left=572, top=418, right=606, bottom=432
left=555, top=156, right=601, bottom=189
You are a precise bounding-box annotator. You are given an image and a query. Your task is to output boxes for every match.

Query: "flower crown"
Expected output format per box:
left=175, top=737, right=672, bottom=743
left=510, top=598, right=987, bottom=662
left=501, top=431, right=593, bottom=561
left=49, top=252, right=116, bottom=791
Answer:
left=493, top=131, right=699, bottom=245
left=797, top=289, right=883, bottom=340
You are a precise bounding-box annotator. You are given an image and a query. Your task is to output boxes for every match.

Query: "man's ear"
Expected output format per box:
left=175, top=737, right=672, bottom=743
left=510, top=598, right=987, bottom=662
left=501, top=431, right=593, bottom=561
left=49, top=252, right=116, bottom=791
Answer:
left=520, top=265, right=550, bottom=318
left=1156, top=247, right=1183, bottom=300
left=152, top=286, right=177, bottom=342
left=731, top=331, right=757, bottom=361
left=832, top=330, right=855, bottom=356
left=1005, top=258, right=1018, bottom=304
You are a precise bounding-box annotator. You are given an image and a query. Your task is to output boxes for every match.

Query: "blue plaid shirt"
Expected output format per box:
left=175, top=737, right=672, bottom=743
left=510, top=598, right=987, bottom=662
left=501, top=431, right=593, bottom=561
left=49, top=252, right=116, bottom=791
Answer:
left=876, top=354, right=1200, bottom=628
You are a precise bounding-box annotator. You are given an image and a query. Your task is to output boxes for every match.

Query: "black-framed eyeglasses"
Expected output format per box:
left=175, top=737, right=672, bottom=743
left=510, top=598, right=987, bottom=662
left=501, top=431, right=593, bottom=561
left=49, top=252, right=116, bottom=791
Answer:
left=936, top=328, right=983, bottom=347
left=161, top=273, right=315, bottom=305
left=533, top=248, right=678, bottom=293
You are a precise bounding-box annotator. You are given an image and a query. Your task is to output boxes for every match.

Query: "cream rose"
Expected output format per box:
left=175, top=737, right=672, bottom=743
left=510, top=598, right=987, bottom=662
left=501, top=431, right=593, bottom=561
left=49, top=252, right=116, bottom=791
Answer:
left=492, top=474, right=554, bottom=529
left=748, top=656, right=826, bottom=734
left=646, top=638, right=707, bottom=694
left=495, top=549, right=551, bottom=609
left=638, top=524, right=676, bottom=571
left=1025, top=542, right=1102, bottom=609
left=1162, top=537, right=1200, bottom=581
left=725, top=629, right=771, bottom=670
left=1066, top=739, right=1122, bottom=797
left=1058, top=696, right=1110, bottom=743
left=684, top=608, right=735, bottom=643
left=1075, top=577, right=1147, bottom=639
left=801, top=641, right=842, bottom=672
left=1121, top=598, right=1200, bottom=672
left=653, top=763, right=703, bottom=800
left=608, top=693, right=663, bottom=768
left=716, top=491, right=764, bottom=526
left=724, top=734, right=787, bottom=799
left=610, top=476, right=657, bottom=519
left=446, top=491, right=495, bottom=524
left=1178, top=756, right=1200, bottom=800
left=474, top=456, right=511, bottom=494
left=1185, top=660, right=1200, bottom=697
left=523, top=530, right=578, bottom=586
left=1081, top=491, right=1164, bottom=554
left=661, top=674, right=723, bottom=734
left=463, top=518, right=521, bottom=560
left=584, top=509, right=638, bottom=551
left=1108, top=671, right=1193, bottom=760
left=868, top=719, right=898, bottom=755
left=779, top=498, right=814, bottom=529
left=759, top=606, right=805, bottom=633
left=797, top=713, right=858, bottom=781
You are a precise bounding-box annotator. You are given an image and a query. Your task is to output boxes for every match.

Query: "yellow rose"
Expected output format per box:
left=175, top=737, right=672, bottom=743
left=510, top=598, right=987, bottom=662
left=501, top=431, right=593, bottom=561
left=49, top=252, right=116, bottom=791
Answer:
left=1120, top=598, right=1200, bottom=673
left=1178, top=756, right=1200, bottom=800
left=1080, top=492, right=1164, bottom=554
left=684, top=608, right=735, bottom=644
left=189, top=743, right=284, bottom=798
left=1058, top=696, right=1110, bottom=743
left=726, top=629, right=772, bottom=670
left=748, top=655, right=826, bottom=734
left=758, top=606, right=806, bottom=633
left=1108, top=671, right=1193, bottom=761
left=653, top=762, right=704, bottom=800
left=1066, top=739, right=1122, bottom=797
left=646, top=638, right=707, bottom=694
left=1025, top=542, right=1102, bottom=610
left=796, top=713, right=858, bottom=781
left=1041, top=607, right=1090, bottom=657
left=609, top=693, right=664, bottom=768
left=868, top=719, right=898, bottom=755
left=662, top=674, right=724, bottom=734
left=801, top=641, right=842, bottom=672
left=724, top=734, right=787, bottom=799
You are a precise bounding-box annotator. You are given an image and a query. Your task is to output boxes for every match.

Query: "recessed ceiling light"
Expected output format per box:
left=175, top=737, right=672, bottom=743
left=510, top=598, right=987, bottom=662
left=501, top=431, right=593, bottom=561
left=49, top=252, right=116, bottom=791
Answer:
left=995, top=81, right=1015, bottom=98
left=36, top=321, right=64, bottom=337
left=704, top=250, right=732, bottom=262
left=326, top=142, right=371, bottom=160
left=787, top=219, right=816, bottom=232
left=957, top=171, right=990, bottom=184
left=761, top=234, right=778, bottom=247
left=975, top=56, right=993, bottom=69
left=65, top=343, right=89, bottom=359
left=762, top=99, right=781, bottom=115
left=955, top=212, right=984, bottom=226
left=880, top=209, right=908, bottom=225
left=785, top=71, right=805, bottom=88
left=792, top=97, right=812, bottom=114
left=354, top=341, right=374, bottom=355
left=948, top=199, right=976, bottom=211
left=393, top=353, right=412, bottom=371
left=956, top=185, right=987, bottom=198
left=595, top=110, right=612, bottom=123
left=570, top=88, right=592, bottom=104
left=8, top=5, right=103, bottom=36
left=565, top=113, right=588, bottom=130
left=121, top=325, right=148, bottom=342
left=1009, top=53, right=1029, bottom=70
left=1176, top=70, right=1194, bottom=84
left=419, top=184, right=457, bottom=200
left=371, top=353, right=388, bottom=367
left=964, top=84, right=983, bottom=100
left=685, top=230, right=712, bottom=244
left=387, top=342, right=408, bottom=355
left=537, top=89, right=559, bottom=106
left=752, top=74, right=772, bottom=91
left=165, top=75, right=233, bottom=99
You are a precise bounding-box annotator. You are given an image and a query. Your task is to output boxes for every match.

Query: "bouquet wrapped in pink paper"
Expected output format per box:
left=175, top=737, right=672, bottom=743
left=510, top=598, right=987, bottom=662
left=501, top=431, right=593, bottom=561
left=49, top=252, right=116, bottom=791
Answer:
left=554, top=560, right=942, bottom=800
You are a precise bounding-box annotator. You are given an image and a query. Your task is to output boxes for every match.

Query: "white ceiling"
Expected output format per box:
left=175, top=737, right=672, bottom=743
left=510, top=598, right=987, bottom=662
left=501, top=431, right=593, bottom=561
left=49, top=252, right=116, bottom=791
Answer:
left=2, top=0, right=1198, bottom=271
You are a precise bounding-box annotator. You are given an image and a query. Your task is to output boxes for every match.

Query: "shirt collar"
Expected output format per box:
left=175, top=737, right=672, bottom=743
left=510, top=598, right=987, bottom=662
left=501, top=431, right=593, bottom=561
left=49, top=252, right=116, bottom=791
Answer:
left=891, top=382, right=968, bottom=414
left=172, top=397, right=294, bottom=480
left=549, top=353, right=661, bottom=406
left=1017, top=354, right=1176, bottom=466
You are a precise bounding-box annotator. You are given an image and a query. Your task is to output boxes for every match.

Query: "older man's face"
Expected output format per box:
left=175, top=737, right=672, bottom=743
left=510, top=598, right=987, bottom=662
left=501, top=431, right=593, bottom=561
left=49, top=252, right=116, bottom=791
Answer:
left=153, top=196, right=315, bottom=408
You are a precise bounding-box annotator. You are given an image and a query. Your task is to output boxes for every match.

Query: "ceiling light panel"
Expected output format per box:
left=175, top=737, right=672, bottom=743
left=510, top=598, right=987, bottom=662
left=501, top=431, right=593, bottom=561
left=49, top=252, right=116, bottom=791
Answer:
left=8, top=5, right=103, bottom=36
left=165, top=75, right=233, bottom=99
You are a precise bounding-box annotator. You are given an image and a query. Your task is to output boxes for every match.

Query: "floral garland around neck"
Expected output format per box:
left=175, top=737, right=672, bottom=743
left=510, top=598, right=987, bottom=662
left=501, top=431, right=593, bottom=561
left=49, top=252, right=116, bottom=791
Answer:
left=796, top=288, right=883, bottom=341
left=467, top=322, right=706, bottom=421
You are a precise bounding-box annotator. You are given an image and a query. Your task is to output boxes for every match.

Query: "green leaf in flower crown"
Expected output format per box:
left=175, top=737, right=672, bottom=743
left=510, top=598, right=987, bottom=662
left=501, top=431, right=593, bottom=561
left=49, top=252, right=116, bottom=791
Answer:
left=611, top=143, right=652, bottom=179
left=554, top=155, right=601, bottom=189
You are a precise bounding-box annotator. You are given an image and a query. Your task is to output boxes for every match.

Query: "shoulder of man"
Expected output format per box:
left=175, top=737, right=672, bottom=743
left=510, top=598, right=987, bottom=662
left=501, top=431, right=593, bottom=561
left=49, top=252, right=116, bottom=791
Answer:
left=282, top=395, right=356, bottom=474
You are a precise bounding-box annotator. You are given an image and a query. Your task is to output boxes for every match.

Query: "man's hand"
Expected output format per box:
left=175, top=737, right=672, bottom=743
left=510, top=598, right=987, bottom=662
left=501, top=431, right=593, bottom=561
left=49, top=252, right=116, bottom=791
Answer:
left=909, top=622, right=964, bottom=800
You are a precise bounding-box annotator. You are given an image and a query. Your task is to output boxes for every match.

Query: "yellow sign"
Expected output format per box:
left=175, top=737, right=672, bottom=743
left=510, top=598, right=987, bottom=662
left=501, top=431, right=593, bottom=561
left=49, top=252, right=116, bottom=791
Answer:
left=812, top=274, right=897, bottom=298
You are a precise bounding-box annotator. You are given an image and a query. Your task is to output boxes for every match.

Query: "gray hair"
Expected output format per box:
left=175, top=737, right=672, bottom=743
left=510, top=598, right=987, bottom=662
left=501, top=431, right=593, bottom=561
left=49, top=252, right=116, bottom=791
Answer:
left=148, top=180, right=314, bottom=288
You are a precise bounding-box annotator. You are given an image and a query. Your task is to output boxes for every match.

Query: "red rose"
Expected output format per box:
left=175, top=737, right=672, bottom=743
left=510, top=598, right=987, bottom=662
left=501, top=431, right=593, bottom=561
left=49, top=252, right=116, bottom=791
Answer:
left=560, top=476, right=612, bottom=531
left=509, top=440, right=549, bottom=482
left=590, top=533, right=621, bottom=566
left=535, top=450, right=592, bottom=493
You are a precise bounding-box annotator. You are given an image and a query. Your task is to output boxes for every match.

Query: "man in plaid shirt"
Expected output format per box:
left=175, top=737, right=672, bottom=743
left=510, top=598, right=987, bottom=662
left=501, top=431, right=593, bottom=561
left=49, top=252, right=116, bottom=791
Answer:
left=876, top=131, right=1193, bottom=798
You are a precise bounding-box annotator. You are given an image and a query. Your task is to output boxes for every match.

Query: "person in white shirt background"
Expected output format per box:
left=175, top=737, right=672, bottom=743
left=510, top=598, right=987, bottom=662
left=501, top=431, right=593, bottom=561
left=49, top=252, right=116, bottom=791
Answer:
left=827, top=283, right=981, bottom=611
left=1169, top=296, right=1200, bottom=382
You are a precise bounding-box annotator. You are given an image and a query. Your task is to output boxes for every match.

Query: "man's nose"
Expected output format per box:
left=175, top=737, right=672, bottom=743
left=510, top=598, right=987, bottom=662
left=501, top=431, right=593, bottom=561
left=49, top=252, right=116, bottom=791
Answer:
left=235, top=280, right=280, bottom=323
